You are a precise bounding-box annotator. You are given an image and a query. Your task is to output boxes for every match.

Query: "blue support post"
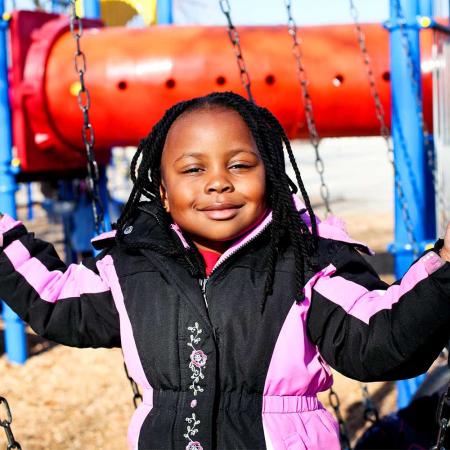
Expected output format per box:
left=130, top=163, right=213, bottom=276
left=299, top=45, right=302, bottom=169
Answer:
left=418, top=0, right=432, bottom=16
left=389, top=0, right=436, bottom=408
left=26, top=182, right=33, bottom=221
left=157, top=0, right=173, bottom=24
left=83, top=0, right=101, bottom=19
left=51, top=0, right=61, bottom=14
left=99, top=166, right=111, bottom=232
left=0, top=2, right=27, bottom=364
left=59, top=180, right=77, bottom=265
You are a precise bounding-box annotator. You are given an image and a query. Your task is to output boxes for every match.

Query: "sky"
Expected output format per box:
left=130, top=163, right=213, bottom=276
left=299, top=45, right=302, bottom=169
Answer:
left=172, top=0, right=390, bottom=26
left=7, top=0, right=391, bottom=25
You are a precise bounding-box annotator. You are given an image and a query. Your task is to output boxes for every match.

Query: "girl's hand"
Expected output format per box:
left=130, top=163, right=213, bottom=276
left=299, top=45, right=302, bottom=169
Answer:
left=440, top=221, right=450, bottom=262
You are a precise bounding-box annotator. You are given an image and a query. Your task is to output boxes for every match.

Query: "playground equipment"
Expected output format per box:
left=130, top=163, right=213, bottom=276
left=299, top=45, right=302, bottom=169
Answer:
left=6, top=12, right=437, bottom=175
left=77, top=0, right=156, bottom=26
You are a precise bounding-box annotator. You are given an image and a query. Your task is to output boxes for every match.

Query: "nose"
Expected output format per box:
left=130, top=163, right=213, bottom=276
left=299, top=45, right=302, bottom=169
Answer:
left=205, top=170, right=234, bottom=194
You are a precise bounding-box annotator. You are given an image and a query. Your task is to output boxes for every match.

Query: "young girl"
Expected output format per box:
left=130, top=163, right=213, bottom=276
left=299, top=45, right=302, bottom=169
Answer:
left=0, top=91, right=449, bottom=450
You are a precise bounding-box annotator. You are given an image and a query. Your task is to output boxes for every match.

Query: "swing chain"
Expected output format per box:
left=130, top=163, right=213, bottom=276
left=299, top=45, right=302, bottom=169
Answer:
left=349, top=0, right=390, bottom=146
left=349, top=0, right=420, bottom=257
left=394, top=0, right=428, bottom=135
left=123, top=362, right=143, bottom=409
left=284, top=0, right=332, bottom=215
left=394, top=0, right=448, bottom=237
left=69, top=1, right=143, bottom=410
left=328, top=387, right=352, bottom=450
left=0, top=397, right=21, bottom=450
left=68, top=0, right=105, bottom=235
left=218, top=0, right=254, bottom=102
left=359, top=382, right=379, bottom=424
left=432, top=382, right=450, bottom=450
left=432, top=32, right=450, bottom=235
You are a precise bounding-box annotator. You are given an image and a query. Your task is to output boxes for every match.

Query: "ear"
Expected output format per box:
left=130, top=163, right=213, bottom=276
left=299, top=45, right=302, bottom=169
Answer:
left=159, top=181, right=170, bottom=213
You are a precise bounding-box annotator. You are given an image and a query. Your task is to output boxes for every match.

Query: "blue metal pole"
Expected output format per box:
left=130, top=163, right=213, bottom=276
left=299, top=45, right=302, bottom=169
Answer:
left=83, top=0, right=101, bottom=19
left=0, top=2, right=27, bottom=364
left=26, top=183, right=33, bottom=221
left=99, top=166, right=111, bottom=232
left=59, top=180, right=77, bottom=265
left=418, top=0, right=432, bottom=16
left=389, top=0, right=435, bottom=408
left=51, top=0, right=61, bottom=14
left=157, top=0, right=173, bottom=24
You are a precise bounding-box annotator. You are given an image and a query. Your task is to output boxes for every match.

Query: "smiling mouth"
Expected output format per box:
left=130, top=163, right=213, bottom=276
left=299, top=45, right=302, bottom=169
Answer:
left=199, top=203, right=243, bottom=220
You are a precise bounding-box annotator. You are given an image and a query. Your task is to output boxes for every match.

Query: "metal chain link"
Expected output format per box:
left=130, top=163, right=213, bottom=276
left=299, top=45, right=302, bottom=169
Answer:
left=430, top=12, right=450, bottom=447
left=394, top=0, right=439, bottom=184
left=0, top=397, right=21, bottom=450
left=397, top=11, right=450, bottom=441
left=431, top=33, right=449, bottom=235
left=123, top=362, right=143, bottom=409
left=284, top=0, right=331, bottom=215
left=359, top=382, right=379, bottom=424
left=394, top=0, right=428, bottom=135
left=218, top=0, right=254, bottom=102
left=349, top=0, right=420, bottom=257
left=431, top=382, right=450, bottom=450
left=69, top=0, right=144, bottom=411
left=394, top=0, right=448, bottom=240
left=328, top=388, right=352, bottom=450
left=351, top=2, right=450, bottom=446
left=68, top=0, right=105, bottom=235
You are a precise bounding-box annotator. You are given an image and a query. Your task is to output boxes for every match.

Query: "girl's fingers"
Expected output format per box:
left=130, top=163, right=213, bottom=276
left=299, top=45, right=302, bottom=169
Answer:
left=441, top=221, right=450, bottom=262
left=445, top=221, right=450, bottom=245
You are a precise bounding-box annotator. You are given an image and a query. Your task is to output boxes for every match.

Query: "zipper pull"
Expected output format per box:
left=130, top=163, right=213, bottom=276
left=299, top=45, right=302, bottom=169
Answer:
left=199, top=278, right=219, bottom=341
left=199, top=278, right=209, bottom=308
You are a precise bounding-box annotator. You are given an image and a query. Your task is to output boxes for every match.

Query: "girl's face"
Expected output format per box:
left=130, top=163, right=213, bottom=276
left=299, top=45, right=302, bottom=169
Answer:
left=160, top=108, right=267, bottom=253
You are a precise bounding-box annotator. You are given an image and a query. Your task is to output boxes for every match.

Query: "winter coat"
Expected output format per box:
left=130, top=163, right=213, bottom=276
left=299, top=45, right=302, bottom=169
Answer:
left=0, top=200, right=449, bottom=450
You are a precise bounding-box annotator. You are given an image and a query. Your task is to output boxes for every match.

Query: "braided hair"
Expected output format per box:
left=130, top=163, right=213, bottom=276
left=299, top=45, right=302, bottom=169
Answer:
left=116, top=91, right=319, bottom=311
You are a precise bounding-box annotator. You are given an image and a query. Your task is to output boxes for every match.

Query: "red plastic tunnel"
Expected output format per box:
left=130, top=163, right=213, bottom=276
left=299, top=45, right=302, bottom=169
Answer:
left=9, top=11, right=434, bottom=173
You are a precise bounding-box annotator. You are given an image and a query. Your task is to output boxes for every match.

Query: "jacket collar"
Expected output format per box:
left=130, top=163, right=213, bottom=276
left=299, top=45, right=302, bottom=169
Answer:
left=91, top=196, right=372, bottom=256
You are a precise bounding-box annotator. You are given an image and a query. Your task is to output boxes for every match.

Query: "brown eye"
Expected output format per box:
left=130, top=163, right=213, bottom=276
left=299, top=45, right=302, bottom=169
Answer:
left=182, top=167, right=203, bottom=174
left=229, top=163, right=251, bottom=170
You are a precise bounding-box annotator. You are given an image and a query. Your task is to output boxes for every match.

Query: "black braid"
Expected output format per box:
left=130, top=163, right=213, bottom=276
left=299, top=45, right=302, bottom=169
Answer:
left=116, top=91, right=319, bottom=310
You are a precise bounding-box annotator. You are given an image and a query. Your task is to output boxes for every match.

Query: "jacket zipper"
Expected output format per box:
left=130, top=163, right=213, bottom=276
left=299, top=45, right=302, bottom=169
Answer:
left=197, top=221, right=270, bottom=312
left=148, top=207, right=271, bottom=280
left=197, top=221, right=270, bottom=340
left=208, top=220, right=271, bottom=278
left=200, top=277, right=219, bottom=342
left=199, top=278, right=209, bottom=308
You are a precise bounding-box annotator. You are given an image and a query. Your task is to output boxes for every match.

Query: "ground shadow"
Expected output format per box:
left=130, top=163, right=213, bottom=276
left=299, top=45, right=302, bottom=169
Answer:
left=345, top=381, right=396, bottom=440
left=0, top=324, right=58, bottom=360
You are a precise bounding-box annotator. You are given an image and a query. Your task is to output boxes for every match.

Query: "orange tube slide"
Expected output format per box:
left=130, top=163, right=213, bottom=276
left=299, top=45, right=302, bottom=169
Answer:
left=45, top=24, right=432, bottom=147
left=10, top=11, right=434, bottom=173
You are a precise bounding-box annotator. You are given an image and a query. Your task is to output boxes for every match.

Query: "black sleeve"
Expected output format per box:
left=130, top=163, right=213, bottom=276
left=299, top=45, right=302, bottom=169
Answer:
left=307, top=242, right=450, bottom=382
left=0, top=223, right=121, bottom=348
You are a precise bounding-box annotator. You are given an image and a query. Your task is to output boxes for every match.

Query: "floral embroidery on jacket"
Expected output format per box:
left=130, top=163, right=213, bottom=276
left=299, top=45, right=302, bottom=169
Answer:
left=190, top=349, right=207, bottom=368
left=186, top=442, right=203, bottom=450
left=184, top=413, right=203, bottom=450
left=184, top=323, right=206, bottom=449
left=187, top=322, right=207, bottom=396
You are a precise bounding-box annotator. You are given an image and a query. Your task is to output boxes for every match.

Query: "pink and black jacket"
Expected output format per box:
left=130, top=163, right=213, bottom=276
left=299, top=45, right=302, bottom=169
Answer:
left=0, top=200, right=450, bottom=450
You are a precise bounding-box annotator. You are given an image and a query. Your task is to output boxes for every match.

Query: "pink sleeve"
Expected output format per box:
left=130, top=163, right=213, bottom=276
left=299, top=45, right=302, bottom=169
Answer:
left=0, top=214, right=23, bottom=247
